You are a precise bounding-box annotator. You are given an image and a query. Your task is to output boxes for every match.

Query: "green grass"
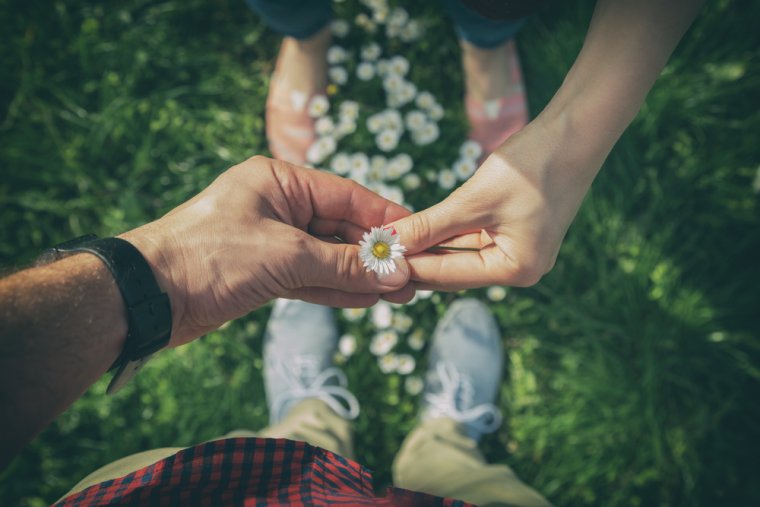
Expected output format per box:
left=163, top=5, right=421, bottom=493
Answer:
left=1, top=0, right=759, bottom=506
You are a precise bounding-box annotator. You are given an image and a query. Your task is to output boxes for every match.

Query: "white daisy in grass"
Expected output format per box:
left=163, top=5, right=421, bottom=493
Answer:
left=378, top=353, right=399, bottom=374
left=315, top=116, right=335, bottom=137
left=329, top=66, right=348, bottom=85
left=415, top=91, right=436, bottom=110
left=405, top=110, right=427, bottom=132
left=350, top=153, right=370, bottom=173
left=359, top=225, right=407, bottom=275
left=371, top=155, right=388, bottom=173
left=404, top=375, right=424, bottom=395
left=341, top=307, right=366, bottom=322
left=357, top=62, right=375, bottom=81
left=306, top=136, right=336, bottom=164
left=383, top=109, right=404, bottom=131
left=367, top=112, right=385, bottom=134
left=407, top=329, right=425, bottom=351
left=307, top=95, right=329, bottom=118
left=417, top=290, right=433, bottom=299
left=372, top=300, right=393, bottom=328
left=396, top=354, right=416, bottom=375
left=413, top=122, right=440, bottom=145
left=383, top=73, right=404, bottom=94
left=459, top=140, right=483, bottom=161
left=397, top=82, right=417, bottom=106
left=370, top=329, right=398, bottom=356
left=361, top=42, right=382, bottom=62
left=331, top=19, right=350, bottom=38
left=376, top=129, right=400, bottom=152
left=388, top=7, right=409, bottom=29
left=372, top=5, right=390, bottom=23
left=330, top=153, right=351, bottom=175
left=327, top=46, right=348, bottom=65
left=355, top=13, right=377, bottom=33
left=400, top=20, right=423, bottom=42
left=402, top=173, right=421, bottom=190
left=392, top=313, right=413, bottom=333
left=389, top=55, right=410, bottom=77
left=487, top=286, right=507, bottom=302
left=438, top=168, right=457, bottom=190
left=428, top=103, right=445, bottom=121
left=376, top=58, right=390, bottom=76
left=339, top=100, right=360, bottom=120
left=335, top=118, right=357, bottom=137
left=453, top=158, right=477, bottom=180
left=378, top=184, right=404, bottom=205
left=338, top=334, right=357, bottom=357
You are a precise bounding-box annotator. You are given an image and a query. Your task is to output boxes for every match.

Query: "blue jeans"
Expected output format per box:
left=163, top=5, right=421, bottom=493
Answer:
left=245, top=0, right=524, bottom=48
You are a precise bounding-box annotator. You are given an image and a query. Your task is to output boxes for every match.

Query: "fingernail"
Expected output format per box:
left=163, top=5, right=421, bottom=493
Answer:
left=377, top=259, right=409, bottom=287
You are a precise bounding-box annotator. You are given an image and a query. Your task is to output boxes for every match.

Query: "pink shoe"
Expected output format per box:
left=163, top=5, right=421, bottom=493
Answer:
left=265, top=73, right=321, bottom=165
left=465, top=41, right=528, bottom=160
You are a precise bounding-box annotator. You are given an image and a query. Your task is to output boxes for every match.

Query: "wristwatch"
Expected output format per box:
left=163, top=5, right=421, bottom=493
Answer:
left=38, top=234, right=172, bottom=394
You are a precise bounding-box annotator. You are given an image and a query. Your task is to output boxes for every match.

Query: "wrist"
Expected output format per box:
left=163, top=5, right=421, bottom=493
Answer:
left=119, top=224, right=186, bottom=346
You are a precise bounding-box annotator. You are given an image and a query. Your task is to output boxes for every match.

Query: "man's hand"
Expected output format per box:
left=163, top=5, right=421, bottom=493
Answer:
left=123, top=155, right=414, bottom=347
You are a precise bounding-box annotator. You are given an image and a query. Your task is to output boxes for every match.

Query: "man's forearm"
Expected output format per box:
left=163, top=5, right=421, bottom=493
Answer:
left=0, top=254, right=126, bottom=469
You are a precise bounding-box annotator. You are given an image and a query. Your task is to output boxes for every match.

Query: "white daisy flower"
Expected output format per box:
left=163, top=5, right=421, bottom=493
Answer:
left=350, top=153, right=370, bottom=173
left=357, top=62, right=375, bottom=81
left=306, top=136, right=336, bottom=164
left=417, top=290, right=434, bottom=299
left=428, top=103, right=445, bottom=121
left=397, top=82, right=417, bottom=106
left=341, top=307, right=367, bottom=321
left=335, top=118, right=357, bottom=137
left=329, top=66, right=348, bottom=85
left=370, top=155, right=387, bottom=173
left=330, top=153, right=351, bottom=175
left=392, top=313, right=413, bottom=333
left=487, top=286, right=507, bottom=302
left=349, top=164, right=370, bottom=186
left=404, top=375, right=424, bottom=395
left=339, top=334, right=357, bottom=357
left=388, top=7, right=409, bottom=29
left=370, top=329, right=398, bottom=356
left=367, top=112, right=385, bottom=134
left=400, top=20, right=423, bottom=42
left=307, top=95, right=330, bottom=118
left=405, top=110, right=427, bottom=131
left=378, top=353, right=399, bottom=374
left=376, top=58, right=390, bottom=76
left=339, top=100, right=360, bottom=119
left=315, top=116, right=335, bottom=136
left=383, top=73, right=404, bottom=93
left=385, top=154, right=413, bottom=180
left=402, top=173, right=421, bottom=190
left=355, top=13, right=377, bottom=33
left=413, top=122, right=440, bottom=145
left=453, top=158, right=477, bottom=180
left=359, top=225, right=407, bottom=275
left=361, top=42, right=382, bottom=62
left=383, top=109, right=403, bottom=131
left=378, top=184, right=404, bottom=205
left=389, top=55, right=410, bottom=77
left=438, top=168, right=457, bottom=190
left=415, top=91, right=436, bottom=110
left=459, top=140, right=483, bottom=161
left=376, top=129, right=400, bottom=152
left=372, top=6, right=390, bottom=23
left=407, top=329, right=425, bottom=350
left=425, top=170, right=438, bottom=182
left=331, top=19, right=350, bottom=38
left=396, top=354, right=416, bottom=375
left=327, top=46, right=348, bottom=65
left=372, top=300, right=393, bottom=328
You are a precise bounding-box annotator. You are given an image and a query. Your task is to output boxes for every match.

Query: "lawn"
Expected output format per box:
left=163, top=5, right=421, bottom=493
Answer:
left=1, top=0, right=759, bottom=506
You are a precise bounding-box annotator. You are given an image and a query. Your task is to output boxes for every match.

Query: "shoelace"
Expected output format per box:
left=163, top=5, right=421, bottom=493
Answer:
left=269, top=356, right=360, bottom=423
left=424, top=361, right=502, bottom=435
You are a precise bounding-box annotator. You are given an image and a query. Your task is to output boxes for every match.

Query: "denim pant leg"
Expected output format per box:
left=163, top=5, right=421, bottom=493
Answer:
left=245, top=0, right=332, bottom=40
left=440, top=0, right=526, bottom=48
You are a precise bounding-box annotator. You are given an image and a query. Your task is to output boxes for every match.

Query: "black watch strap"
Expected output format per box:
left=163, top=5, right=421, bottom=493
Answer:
left=40, top=234, right=172, bottom=394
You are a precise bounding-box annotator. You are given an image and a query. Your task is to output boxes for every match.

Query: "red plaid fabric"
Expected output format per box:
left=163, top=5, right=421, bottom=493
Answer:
left=54, top=437, right=474, bottom=506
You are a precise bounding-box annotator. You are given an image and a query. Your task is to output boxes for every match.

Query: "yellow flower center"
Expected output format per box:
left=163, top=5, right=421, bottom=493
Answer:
left=372, top=241, right=391, bottom=259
